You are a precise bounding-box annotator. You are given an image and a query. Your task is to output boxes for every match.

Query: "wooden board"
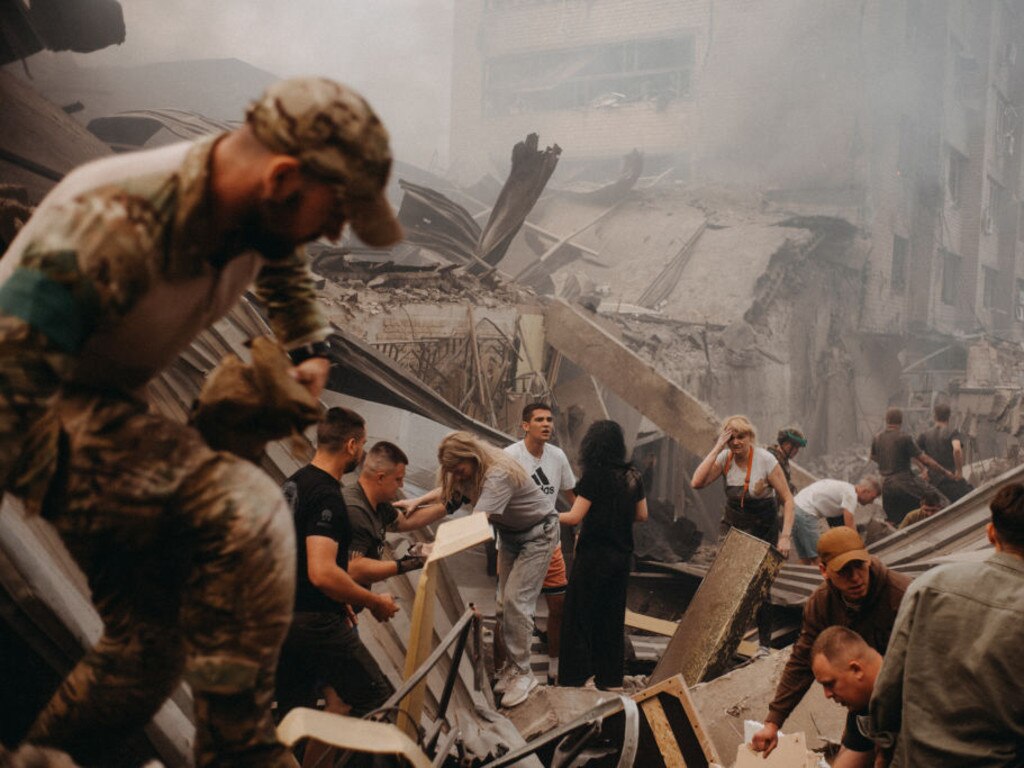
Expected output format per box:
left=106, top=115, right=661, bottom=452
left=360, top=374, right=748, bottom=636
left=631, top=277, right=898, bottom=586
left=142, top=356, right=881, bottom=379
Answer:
left=399, top=513, right=493, bottom=736
left=428, top=511, right=493, bottom=562
left=632, top=675, right=720, bottom=767
left=625, top=609, right=678, bottom=637
left=278, top=707, right=433, bottom=768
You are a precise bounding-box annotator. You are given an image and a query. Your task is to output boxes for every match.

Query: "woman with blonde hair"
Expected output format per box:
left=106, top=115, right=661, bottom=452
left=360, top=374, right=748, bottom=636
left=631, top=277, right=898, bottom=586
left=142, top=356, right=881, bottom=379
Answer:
left=691, top=415, right=794, bottom=654
left=400, top=431, right=557, bottom=707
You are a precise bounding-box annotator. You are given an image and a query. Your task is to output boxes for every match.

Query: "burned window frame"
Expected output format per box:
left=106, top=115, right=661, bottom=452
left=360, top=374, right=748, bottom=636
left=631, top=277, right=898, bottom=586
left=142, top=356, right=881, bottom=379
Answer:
left=946, top=146, right=967, bottom=207
left=994, top=88, right=1018, bottom=161
left=483, top=35, right=696, bottom=117
left=982, top=265, right=999, bottom=309
left=891, top=234, right=909, bottom=293
left=941, top=248, right=961, bottom=306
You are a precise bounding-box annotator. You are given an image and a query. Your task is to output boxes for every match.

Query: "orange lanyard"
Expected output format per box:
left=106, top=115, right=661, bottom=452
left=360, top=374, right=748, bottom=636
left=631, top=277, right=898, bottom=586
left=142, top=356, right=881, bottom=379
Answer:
left=723, top=447, right=754, bottom=508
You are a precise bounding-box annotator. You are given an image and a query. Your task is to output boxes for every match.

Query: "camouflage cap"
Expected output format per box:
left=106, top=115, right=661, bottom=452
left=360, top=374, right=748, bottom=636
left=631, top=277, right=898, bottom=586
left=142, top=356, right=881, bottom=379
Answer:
left=246, top=77, right=402, bottom=247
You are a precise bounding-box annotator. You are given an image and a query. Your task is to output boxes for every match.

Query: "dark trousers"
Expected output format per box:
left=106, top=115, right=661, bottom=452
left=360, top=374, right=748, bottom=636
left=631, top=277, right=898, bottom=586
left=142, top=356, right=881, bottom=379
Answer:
left=720, top=505, right=778, bottom=648
left=558, top=545, right=630, bottom=689
left=275, top=612, right=394, bottom=719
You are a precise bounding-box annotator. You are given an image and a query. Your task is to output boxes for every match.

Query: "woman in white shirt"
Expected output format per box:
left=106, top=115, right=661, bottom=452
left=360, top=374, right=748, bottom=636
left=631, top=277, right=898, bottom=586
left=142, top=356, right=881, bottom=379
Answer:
left=691, top=415, right=795, bottom=652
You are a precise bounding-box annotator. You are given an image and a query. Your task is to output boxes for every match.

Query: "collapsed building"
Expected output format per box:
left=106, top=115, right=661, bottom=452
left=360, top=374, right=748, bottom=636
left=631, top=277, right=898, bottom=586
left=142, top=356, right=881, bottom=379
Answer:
left=2, top=1, right=1024, bottom=766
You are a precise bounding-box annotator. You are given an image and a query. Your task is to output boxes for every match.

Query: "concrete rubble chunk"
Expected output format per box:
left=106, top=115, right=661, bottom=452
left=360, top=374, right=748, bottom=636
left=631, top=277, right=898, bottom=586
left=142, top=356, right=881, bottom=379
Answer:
left=651, top=528, right=783, bottom=686
left=689, top=648, right=845, bottom=759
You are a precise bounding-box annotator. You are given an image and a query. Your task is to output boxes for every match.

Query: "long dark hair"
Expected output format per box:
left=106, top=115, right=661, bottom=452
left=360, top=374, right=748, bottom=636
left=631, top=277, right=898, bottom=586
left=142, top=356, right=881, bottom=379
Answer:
left=579, top=420, right=628, bottom=474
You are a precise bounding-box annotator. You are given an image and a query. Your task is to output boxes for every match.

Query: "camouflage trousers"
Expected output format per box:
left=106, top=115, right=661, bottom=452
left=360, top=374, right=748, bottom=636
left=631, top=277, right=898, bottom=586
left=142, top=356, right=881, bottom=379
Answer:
left=0, top=318, right=297, bottom=767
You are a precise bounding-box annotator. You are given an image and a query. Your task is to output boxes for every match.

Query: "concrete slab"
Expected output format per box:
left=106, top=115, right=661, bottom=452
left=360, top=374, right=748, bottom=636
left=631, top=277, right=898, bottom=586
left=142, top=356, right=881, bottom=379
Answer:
left=651, top=529, right=783, bottom=686
left=689, top=648, right=845, bottom=759
left=501, top=686, right=614, bottom=742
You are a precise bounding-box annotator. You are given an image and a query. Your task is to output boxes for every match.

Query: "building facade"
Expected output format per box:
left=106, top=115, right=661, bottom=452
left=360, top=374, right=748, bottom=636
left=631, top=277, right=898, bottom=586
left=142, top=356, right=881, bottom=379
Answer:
left=451, top=0, right=1024, bottom=344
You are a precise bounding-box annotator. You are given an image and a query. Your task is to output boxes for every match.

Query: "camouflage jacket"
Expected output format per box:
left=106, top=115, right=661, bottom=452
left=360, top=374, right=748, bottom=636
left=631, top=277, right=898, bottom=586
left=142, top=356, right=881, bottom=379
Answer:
left=0, top=135, right=327, bottom=390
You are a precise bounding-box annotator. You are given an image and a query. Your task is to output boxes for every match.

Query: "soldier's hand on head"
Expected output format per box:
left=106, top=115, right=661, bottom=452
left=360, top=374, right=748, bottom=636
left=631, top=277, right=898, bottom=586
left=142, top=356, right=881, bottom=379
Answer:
left=371, top=593, right=399, bottom=622
left=290, top=357, right=330, bottom=399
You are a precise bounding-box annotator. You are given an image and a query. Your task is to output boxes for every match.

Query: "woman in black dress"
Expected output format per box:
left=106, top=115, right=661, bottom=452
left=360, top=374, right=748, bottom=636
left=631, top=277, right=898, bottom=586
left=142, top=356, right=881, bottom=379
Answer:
left=557, top=420, right=647, bottom=689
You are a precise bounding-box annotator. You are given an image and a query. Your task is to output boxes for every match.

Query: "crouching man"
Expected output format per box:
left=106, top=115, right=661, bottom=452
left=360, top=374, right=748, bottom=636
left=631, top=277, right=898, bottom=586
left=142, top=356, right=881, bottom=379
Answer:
left=811, top=627, right=885, bottom=768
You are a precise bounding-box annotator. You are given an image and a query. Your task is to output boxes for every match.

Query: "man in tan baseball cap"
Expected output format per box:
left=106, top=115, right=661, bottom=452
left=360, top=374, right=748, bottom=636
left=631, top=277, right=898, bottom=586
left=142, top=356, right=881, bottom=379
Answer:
left=818, top=527, right=871, bottom=577
left=750, top=526, right=911, bottom=758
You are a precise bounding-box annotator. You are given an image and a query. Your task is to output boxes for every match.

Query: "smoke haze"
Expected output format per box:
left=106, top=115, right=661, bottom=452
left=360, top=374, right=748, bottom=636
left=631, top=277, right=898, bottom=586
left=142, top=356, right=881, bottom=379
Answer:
left=76, top=0, right=454, bottom=167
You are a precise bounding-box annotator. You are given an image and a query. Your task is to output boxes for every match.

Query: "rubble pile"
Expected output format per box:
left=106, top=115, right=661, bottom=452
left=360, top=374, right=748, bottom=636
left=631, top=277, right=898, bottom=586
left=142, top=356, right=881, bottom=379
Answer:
left=314, top=259, right=538, bottom=322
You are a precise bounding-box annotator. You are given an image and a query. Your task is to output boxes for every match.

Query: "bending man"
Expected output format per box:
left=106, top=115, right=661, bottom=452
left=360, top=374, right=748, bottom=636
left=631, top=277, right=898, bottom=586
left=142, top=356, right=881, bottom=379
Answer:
left=1, top=78, right=401, bottom=766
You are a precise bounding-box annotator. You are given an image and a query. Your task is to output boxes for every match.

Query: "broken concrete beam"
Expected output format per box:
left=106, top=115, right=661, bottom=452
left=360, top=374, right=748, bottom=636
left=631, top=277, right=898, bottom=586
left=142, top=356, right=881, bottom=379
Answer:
left=545, top=299, right=719, bottom=450
left=650, top=528, right=783, bottom=686
left=543, top=299, right=817, bottom=490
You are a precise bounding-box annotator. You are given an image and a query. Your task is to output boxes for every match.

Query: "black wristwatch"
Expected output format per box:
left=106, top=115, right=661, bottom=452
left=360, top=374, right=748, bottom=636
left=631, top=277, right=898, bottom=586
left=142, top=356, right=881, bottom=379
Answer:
left=288, top=340, right=331, bottom=366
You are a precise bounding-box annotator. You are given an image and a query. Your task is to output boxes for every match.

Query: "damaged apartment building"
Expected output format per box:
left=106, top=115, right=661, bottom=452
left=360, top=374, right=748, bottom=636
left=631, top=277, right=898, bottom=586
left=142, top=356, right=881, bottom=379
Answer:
left=4, top=1, right=1024, bottom=765
left=444, top=0, right=1024, bottom=479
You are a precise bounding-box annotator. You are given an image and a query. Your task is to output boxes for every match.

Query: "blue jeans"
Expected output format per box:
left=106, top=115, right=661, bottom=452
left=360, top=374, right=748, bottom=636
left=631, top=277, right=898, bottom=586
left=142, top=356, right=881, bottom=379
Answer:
left=495, top=516, right=559, bottom=674
left=792, top=506, right=823, bottom=560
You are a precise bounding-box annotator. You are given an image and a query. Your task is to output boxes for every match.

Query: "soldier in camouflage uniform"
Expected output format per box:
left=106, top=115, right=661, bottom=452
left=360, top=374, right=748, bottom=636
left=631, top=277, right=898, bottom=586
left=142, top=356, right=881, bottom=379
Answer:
left=0, top=78, right=401, bottom=767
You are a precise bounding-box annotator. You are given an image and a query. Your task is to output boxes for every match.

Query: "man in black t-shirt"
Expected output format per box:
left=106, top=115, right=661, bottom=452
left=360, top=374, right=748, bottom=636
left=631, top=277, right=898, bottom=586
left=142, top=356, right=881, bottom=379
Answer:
left=811, top=627, right=885, bottom=768
left=344, top=441, right=447, bottom=588
left=275, top=407, right=399, bottom=721
left=870, top=407, right=951, bottom=526
left=917, top=402, right=973, bottom=503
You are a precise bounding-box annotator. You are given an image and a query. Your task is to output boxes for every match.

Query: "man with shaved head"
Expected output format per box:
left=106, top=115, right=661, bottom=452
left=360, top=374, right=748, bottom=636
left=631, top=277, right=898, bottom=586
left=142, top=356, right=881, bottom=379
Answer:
left=345, top=440, right=448, bottom=587
left=811, top=627, right=884, bottom=767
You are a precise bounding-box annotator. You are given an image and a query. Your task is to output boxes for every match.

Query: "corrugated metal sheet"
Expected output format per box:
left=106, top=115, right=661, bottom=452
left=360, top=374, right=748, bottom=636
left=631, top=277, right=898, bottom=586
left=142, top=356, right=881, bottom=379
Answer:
left=0, top=296, right=516, bottom=761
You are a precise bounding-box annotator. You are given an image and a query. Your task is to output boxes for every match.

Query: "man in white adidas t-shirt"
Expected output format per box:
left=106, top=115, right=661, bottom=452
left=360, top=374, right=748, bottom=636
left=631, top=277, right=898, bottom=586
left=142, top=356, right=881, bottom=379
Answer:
left=503, top=402, right=576, bottom=684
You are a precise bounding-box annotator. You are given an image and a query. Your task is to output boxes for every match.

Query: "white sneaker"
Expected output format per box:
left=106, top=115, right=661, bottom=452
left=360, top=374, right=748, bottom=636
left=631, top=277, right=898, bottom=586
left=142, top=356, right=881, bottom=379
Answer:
left=501, top=673, right=539, bottom=707
left=493, top=666, right=515, bottom=694
left=754, top=645, right=772, bottom=659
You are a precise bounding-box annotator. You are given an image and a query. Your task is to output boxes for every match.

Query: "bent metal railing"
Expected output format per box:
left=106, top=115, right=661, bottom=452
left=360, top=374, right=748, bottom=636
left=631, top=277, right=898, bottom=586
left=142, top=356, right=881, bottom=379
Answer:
left=294, top=604, right=639, bottom=767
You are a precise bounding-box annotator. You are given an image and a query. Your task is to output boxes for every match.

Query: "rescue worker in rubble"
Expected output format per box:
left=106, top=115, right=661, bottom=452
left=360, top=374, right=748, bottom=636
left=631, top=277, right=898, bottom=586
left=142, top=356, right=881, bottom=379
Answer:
left=810, top=627, right=886, bottom=768
left=870, top=481, right=1024, bottom=767
left=0, top=77, right=402, bottom=766
left=275, top=409, right=401, bottom=728
left=916, top=402, right=973, bottom=503
left=767, top=426, right=806, bottom=495
left=691, top=415, right=795, bottom=654
left=406, top=431, right=558, bottom=708
left=348, top=440, right=447, bottom=587
left=750, top=527, right=911, bottom=759
left=871, top=407, right=953, bottom=526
